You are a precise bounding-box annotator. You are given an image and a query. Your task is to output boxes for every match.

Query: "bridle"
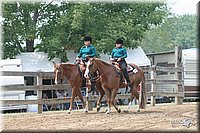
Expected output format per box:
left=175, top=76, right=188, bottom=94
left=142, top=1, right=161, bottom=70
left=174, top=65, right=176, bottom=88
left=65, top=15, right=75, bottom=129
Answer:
left=54, top=65, right=64, bottom=84
left=86, top=59, right=103, bottom=82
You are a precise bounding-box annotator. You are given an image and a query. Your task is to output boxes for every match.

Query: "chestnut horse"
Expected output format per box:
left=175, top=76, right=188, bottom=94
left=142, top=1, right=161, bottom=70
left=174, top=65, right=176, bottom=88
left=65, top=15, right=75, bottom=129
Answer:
left=53, top=62, right=105, bottom=113
left=84, top=58, right=147, bottom=114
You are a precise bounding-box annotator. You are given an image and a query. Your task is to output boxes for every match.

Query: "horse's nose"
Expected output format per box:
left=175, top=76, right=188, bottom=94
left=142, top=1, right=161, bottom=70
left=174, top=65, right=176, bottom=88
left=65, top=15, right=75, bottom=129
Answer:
left=84, top=69, right=89, bottom=78
left=84, top=73, right=89, bottom=79
left=55, top=79, right=58, bottom=85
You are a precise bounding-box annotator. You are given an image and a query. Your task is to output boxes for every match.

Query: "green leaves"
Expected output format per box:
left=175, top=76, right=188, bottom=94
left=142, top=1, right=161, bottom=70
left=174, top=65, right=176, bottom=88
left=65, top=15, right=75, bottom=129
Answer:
left=2, top=2, right=169, bottom=60
left=141, top=15, right=197, bottom=53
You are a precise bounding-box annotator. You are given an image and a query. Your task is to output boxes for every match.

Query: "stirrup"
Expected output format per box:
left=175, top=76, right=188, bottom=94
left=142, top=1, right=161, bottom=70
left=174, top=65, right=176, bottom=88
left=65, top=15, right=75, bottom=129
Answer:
left=123, top=80, right=128, bottom=85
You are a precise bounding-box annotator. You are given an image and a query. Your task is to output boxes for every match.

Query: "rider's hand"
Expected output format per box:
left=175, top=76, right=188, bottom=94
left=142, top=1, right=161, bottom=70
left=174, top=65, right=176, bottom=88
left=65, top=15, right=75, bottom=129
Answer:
left=76, top=57, right=80, bottom=60
left=110, top=58, right=114, bottom=63
left=85, top=55, right=90, bottom=58
left=110, top=58, right=114, bottom=61
left=117, top=58, right=122, bottom=62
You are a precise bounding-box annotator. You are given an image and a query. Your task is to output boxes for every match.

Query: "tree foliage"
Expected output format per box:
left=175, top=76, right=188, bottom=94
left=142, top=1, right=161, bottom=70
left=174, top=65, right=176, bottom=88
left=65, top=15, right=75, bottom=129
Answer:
left=2, top=1, right=169, bottom=61
left=141, top=14, right=197, bottom=53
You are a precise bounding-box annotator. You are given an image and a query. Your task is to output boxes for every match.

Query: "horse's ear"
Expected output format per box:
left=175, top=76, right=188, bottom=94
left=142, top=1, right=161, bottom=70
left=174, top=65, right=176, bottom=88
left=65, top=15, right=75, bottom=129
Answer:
left=53, top=61, right=56, bottom=66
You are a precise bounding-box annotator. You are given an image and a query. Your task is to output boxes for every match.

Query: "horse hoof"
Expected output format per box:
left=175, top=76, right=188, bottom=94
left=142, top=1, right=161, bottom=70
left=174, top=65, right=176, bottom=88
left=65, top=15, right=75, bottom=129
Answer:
left=106, top=112, right=110, bottom=114
left=137, top=110, right=140, bottom=112
left=118, top=108, right=121, bottom=113
left=97, top=107, right=100, bottom=112
left=67, top=111, right=71, bottom=114
left=124, top=110, right=129, bottom=113
left=85, top=110, right=88, bottom=113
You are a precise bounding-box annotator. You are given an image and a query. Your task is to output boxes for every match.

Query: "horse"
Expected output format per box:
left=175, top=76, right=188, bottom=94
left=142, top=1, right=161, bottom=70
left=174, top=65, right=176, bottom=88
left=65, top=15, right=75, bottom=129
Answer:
left=84, top=58, right=147, bottom=114
left=53, top=61, right=105, bottom=113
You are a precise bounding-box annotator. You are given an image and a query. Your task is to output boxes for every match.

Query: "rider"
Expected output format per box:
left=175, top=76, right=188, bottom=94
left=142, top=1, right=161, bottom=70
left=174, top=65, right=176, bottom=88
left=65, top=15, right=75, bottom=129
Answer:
left=76, top=35, right=96, bottom=90
left=110, top=38, right=132, bottom=89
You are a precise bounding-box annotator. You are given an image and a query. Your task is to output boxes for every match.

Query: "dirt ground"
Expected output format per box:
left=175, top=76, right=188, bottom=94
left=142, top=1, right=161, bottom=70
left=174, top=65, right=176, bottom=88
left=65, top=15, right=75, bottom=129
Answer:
left=1, top=102, right=199, bottom=132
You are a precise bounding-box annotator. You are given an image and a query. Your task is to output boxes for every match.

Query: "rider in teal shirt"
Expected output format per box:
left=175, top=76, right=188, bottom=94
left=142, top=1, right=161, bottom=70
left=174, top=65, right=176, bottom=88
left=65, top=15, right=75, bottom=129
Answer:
left=76, top=35, right=97, bottom=91
left=110, top=39, right=132, bottom=90
left=76, top=36, right=96, bottom=61
left=77, top=45, right=96, bottom=60
left=111, top=47, right=127, bottom=59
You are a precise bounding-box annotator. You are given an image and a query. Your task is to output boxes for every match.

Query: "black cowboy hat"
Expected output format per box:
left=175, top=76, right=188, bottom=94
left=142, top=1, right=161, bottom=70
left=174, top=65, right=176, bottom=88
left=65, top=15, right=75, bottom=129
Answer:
left=83, top=35, right=92, bottom=42
left=115, top=39, right=123, bottom=44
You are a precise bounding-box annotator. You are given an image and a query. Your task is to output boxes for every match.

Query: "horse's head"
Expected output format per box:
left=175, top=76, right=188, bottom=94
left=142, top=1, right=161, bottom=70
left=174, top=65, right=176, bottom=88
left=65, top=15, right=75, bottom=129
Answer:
left=53, top=61, right=64, bottom=85
left=84, top=58, right=97, bottom=78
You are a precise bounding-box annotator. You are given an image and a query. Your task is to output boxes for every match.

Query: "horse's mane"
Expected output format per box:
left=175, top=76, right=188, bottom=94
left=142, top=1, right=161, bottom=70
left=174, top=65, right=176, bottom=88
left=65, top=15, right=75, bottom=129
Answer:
left=58, top=63, right=76, bottom=67
left=60, top=63, right=77, bottom=70
left=94, top=58, right=113, bottom=67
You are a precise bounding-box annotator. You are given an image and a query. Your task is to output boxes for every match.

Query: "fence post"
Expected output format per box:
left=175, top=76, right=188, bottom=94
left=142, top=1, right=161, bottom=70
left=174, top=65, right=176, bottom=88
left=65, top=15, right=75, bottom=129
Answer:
left=86, top=87, right=93, bottom=111
left=175, top=46, right=183, bottom=105
left=150, top=65, right=156, bottom=106
left=37, top=73, right=43, bottom=114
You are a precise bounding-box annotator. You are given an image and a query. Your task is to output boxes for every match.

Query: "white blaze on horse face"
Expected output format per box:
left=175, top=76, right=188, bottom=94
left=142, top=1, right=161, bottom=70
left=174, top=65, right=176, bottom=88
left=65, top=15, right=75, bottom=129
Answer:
left=84, top=61, right=90, bottom=78
left=54, top=69, right=59, bottom=85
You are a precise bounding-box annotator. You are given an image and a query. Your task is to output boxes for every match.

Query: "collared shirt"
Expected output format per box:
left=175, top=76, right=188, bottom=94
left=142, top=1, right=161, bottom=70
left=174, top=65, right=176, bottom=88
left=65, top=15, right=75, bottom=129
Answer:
left=77, top=44, right=96, bottom=59
left=111, top=47, right=127, bottom=59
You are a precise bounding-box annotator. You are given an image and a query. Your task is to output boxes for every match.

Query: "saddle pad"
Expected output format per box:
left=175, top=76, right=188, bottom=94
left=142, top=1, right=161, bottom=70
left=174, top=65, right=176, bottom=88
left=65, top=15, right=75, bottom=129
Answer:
left=127, top=65, right=138, bottom=73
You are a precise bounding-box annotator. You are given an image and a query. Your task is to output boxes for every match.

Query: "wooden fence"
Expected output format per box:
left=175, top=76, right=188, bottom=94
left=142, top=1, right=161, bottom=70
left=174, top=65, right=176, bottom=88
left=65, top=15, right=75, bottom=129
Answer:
left=1, top=65, right=184, bottom=114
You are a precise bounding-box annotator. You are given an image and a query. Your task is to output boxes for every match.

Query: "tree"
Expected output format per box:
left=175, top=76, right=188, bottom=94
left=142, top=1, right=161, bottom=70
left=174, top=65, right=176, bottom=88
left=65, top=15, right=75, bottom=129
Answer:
left=141, top=14, right=197, bottom=53
left=2, top=1, right=169, bottom=61
left=2, top=1, right=61, bottom=58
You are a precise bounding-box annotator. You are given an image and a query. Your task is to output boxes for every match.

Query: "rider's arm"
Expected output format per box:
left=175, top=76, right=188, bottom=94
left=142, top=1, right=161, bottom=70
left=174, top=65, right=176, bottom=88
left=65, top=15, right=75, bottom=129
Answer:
left=89, top=47, right=96, bottom=58
left=111, top=49, right=115, bottom=58
left=121, top=48, right=127, bottom=59
left=77, top=47, right=83, bottom=58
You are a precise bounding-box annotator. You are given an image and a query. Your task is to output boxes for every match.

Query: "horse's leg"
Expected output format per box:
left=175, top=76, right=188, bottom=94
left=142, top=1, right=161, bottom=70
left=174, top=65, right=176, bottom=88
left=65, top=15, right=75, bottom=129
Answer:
left=96, top=85, right=105, bottom=112
left=132, top=84, right=140, bottom=112
left=125, top=86, right=129, bottom=94
left=76, top=89, right=87, bottom=113
left=68, top=89, right=76, bottom=114
left=110, top=88, right=121, bottom=113
left=105, top=88, right=111, bottom=114
left=125, top=83, right=139, bottom=113
left=124, top=91, right=135, bottom=113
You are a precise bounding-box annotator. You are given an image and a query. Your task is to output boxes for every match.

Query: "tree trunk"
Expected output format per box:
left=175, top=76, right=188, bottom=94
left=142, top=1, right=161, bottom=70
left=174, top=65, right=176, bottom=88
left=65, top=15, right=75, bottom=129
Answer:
left=26, top=39, right=34, bottom=52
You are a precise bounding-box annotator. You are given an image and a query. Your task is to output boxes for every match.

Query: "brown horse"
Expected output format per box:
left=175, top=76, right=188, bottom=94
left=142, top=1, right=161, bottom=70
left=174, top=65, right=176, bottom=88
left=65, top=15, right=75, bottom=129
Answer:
left=53, top=62, right=105, bottom=113
left=84, top=58, right=147, bottom=114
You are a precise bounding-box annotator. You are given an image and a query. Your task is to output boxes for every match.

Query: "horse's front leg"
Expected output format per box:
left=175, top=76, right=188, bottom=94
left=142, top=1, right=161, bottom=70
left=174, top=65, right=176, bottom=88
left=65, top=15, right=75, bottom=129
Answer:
left=76, top=89, right=87, bottom=113
left=68, top=89, right=76, bottom=114
left=105, top=89, right=111, bottom=114
left=96, top=83, right=105, bottom=112
left=96, top=90, right=105, bottom=112
left=111, top=88, right=121, bottom=113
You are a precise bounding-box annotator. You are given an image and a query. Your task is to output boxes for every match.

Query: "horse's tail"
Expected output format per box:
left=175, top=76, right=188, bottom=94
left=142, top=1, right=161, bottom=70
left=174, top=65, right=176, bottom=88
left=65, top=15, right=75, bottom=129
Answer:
left=139, top=73, right=147, bottom=109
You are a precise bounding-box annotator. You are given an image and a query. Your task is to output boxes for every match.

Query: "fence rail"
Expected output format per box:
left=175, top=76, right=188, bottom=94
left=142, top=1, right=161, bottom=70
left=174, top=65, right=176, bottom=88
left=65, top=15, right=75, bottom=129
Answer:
left=1, top=64, right=184, bottom=114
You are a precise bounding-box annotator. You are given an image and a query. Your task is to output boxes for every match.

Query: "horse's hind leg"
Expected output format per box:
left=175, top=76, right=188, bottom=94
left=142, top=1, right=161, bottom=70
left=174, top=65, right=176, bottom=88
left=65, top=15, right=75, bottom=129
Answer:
left=125, top=84, right=139, bottom=113
left=132, top=84, right=140, bottom=112
left=111, top=88, right=121, bottom=113
left=124, top=92, right=134, bottom=113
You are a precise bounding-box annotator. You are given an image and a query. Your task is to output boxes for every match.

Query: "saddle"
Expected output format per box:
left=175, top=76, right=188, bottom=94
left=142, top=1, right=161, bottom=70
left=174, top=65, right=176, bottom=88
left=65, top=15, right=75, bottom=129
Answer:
left=112, top=62, right=138, bottom=74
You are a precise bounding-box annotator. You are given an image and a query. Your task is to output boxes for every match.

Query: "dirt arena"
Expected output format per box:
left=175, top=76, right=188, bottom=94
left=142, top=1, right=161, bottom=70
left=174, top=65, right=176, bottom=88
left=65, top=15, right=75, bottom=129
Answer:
left=1, top=102, right=199, bottom=132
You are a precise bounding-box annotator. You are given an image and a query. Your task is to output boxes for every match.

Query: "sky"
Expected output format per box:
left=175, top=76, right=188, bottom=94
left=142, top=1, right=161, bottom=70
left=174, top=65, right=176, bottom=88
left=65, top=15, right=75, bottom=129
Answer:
left=167, top=0, right=199, bottom=15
